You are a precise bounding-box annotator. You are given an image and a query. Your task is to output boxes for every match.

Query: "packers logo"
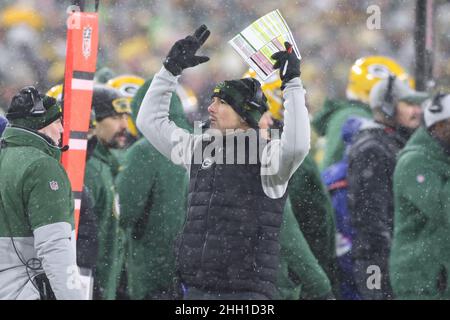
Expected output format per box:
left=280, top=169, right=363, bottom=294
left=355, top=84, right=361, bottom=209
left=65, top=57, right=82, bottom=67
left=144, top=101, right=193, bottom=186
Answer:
left=201, top=158, right=214, bottom=169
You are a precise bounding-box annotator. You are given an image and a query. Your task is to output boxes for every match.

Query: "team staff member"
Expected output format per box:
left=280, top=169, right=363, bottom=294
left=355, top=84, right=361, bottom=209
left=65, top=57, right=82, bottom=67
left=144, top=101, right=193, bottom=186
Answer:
left=84, top=85, right=131, bottom=300
left=390, top=93, right=450, bottom=299
left=0, top=86, right=83, bottom=300
left=137, top=25, right=310, bottom=299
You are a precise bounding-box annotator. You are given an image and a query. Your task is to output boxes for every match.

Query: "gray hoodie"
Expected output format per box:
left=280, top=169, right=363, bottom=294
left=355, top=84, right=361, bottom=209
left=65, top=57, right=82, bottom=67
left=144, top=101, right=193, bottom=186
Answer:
left=136, top=66, right=310, bottom=199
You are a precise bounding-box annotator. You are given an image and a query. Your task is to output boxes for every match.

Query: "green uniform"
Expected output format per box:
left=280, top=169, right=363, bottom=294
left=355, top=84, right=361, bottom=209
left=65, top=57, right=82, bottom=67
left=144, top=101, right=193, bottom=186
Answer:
left=84, top=141, right=123, bottom=300
left=312, top=98, right=372, bottom=169
left=277, top=199, right=332, bottom=300
left=390, top=127, right=450, bottom=299
left=116, top=77, right=191, bottom=299
left=117, top=138, right=188, bottom=299
left=288, top=154, right=339, bottom=295
left=0, top=127, right=81, bottom=299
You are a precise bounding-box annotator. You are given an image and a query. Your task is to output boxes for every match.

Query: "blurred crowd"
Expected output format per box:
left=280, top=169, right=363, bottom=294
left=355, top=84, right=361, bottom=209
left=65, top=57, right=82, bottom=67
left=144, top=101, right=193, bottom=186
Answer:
left=1, top=0, right=450, bottom=118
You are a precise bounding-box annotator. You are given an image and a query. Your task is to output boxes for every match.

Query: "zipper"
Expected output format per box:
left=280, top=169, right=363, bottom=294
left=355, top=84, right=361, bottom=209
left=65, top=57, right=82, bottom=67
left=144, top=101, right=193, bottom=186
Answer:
left=200, top=160, right=217, bottom=269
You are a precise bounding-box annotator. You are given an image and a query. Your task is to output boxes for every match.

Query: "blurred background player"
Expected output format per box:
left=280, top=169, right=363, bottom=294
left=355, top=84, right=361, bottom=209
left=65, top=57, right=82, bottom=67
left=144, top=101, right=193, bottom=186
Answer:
left=312, top=56, right=414, bottom=170
left=390, top=93, right=450, bottom=300
left=347, top=76, right=427, bottom=299
left=84, top=85, right=131, bottom=299
left=116, top=76, right=192, bottom=300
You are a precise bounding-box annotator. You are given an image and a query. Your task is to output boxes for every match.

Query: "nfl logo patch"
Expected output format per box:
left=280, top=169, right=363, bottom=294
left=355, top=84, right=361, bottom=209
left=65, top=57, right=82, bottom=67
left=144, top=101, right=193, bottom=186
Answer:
left=49, top=181, right=59, bottom=191
left=416, top=175, right=425, bottom=183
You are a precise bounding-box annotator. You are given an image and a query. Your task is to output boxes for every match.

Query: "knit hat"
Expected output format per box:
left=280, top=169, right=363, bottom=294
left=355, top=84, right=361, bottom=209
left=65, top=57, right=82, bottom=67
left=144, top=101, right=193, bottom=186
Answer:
left=212, top=78, right=268, bottom=129
left=92, top=84, right=131, bottom=122
left=424, top=93, right=450, bottom=128
left=6, top=86, right=62, bottom=130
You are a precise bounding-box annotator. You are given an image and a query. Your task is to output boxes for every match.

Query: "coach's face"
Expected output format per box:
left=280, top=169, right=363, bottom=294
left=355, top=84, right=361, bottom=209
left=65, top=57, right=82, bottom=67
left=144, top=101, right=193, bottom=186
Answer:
left=207, top=97, right=248, bottom=132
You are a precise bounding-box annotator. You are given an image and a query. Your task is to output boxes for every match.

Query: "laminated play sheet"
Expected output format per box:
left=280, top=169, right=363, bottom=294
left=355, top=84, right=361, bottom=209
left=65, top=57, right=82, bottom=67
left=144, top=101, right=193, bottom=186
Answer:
left=229, top=9, right=301, bottom=80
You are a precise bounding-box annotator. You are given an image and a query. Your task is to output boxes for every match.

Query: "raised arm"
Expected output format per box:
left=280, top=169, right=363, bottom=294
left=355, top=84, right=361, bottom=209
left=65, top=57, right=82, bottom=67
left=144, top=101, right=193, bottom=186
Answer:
left=136, top=67, right=192, bottom=164
left=136, top=25, right=210, bottom=167
left=262, top=42, right=311, bottom=198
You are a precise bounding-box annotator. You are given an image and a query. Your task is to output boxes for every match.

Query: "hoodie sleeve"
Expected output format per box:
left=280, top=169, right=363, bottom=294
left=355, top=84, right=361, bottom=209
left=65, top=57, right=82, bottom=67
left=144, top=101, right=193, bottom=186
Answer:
left=34, top=222, right=84, bottom=300
left=24, top=158, right=84, bottom=299
left=136, top=67, right=200, bottom=170
left=261, top=77, right=311, bottom=199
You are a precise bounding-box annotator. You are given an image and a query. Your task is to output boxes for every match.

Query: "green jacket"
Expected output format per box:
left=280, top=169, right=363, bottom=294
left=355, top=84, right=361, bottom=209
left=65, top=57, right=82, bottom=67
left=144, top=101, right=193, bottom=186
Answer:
left=0, top=127, right=81, bottom=299
left=84, top=140, right=123, bottom=300
left=116, top=77, right=191, bottom=299
left=288, top=154, right=339, bottom=295
left=277, top=199, right=332, bottom=299
left=0, top=127, right=73, bottom=233
left=390, top=127, right=450, bottom=299
left=117, top=138, right=188, bottom=299
left=312, top=99, right=372, bottom=169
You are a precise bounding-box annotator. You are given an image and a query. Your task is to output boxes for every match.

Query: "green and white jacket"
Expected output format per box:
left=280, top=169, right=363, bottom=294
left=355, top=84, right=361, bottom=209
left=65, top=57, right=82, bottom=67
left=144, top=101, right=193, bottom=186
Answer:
left=0, top=127, right=83, bottom=300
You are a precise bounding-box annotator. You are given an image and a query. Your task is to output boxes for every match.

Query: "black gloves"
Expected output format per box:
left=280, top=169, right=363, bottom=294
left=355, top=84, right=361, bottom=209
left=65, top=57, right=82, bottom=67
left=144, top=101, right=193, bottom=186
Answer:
left=271, top=42, right=301, bottom=89
left=163, top=25, right=211, bottom=76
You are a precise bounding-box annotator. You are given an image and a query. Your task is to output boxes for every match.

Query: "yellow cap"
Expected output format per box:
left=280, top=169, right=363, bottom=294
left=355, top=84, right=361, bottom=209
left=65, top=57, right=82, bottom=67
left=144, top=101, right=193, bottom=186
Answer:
left=346, top=56, right=414, bottom=104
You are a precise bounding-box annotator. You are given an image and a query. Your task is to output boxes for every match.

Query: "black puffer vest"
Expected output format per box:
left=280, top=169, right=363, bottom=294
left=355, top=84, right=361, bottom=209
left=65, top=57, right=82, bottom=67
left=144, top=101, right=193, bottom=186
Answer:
left=176, top=131, right=288, bottom=299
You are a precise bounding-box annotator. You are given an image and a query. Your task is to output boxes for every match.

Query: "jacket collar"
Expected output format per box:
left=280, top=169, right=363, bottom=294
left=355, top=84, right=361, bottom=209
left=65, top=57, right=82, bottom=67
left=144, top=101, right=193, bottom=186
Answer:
left=400, top=126, right=450, bottom=164
left=92, top=140, right=120, bottom=177
left=312, top=99, right=370, bottom=136
left=1, top=127, right=62, bottom=160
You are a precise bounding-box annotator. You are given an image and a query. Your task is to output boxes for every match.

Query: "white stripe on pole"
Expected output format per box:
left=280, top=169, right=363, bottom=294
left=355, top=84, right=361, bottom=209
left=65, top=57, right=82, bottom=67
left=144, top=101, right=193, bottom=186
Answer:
left=71, top=78, right=94, bottom=91
left=75, top=199, right=82, bottom=211
left=69, top=138, right=88, bottom=150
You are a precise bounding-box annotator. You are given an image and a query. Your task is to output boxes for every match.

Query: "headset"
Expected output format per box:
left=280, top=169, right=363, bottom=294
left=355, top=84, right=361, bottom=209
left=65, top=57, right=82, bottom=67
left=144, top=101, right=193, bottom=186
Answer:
left=428, top=92, right=446, bottom=113
left=6, top=86, right=47, bottom=120
left=244, top=78, right=269, bottom=113
left=240, top=79, right=269, bottom=129
left=6, top=86, right=69, bottom=152
left=381, top=74, right=396, bottom=118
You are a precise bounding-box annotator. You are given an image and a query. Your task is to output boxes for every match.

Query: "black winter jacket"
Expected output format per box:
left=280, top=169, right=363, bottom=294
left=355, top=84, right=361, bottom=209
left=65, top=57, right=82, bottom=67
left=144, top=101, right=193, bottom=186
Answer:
left=347, top=121, right=410, bottom=299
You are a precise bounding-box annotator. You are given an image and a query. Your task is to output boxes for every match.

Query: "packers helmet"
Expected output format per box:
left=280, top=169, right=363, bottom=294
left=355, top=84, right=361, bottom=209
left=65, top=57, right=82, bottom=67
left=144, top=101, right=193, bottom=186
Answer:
left=46, top=84, right=98, bottom=129
left=346, top=56, right=414, bottom=104
left=107, top=75, right=145, bottom=98
left=243, top=69, right=283, bottom=120
left=107, top=75, right=145, bottom=137
left=46, top=84, right=63, bottom=102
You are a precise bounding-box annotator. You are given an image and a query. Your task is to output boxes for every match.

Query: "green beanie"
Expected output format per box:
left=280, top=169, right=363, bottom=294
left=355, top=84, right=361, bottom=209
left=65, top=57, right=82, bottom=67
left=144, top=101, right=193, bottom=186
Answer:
left=212, top=78, right=268, bottom=129
left=6, top=87, right=62, bottom=130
